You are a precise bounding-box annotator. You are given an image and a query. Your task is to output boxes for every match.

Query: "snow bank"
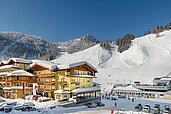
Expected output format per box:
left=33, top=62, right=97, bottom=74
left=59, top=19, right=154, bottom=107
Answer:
left=119, top=44, right=149, bottom=67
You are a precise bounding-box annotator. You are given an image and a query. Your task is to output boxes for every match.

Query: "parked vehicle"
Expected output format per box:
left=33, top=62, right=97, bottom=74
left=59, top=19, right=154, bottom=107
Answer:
left=87, top=103, right=97, bottom=108
left=152, top=104, right=160, bottom=114
left=58, top=98, right=69, bottom=102
left=7, top=101, right=17, bottom=106
left=163, top=105, right=171, bottom=114
left=3, top=105, right=12, bottom=113
left=0, top=102, right=7, bottom=111
left=97, top=102, right=105, bottom=107
left=0, top=99, right=5, bottom=102
left=143, top=105, right=151, bottom=113
left=23, top=102, right=35, bottom=107
left=38, top=97, right=51, bottom=102
left=135, top=106, right=142, bottom=112
left=116, top=108, right=126, bottom=113
left=134, top=104, right=143, bottom=112
left=118, top=95, right=126, bottom=99
left=12, top=105, right=23, bottom=111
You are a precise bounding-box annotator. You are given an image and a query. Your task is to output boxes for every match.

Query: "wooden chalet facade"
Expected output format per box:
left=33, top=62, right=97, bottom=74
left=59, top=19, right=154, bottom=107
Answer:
left=0, top=58, right=98, bottom=100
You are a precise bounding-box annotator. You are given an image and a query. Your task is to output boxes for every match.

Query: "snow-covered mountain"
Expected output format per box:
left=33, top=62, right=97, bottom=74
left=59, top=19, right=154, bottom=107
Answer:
left=0, top=32, right=99, bottom=60
left=53, top=30, right=171, bottom=91
left=54, top=34, right=99, bottom=54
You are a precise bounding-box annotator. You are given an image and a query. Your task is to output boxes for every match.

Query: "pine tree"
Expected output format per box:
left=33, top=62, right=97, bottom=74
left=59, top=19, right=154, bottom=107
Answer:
left=148, top=29, right=151, bottom=34
left=160, top=25, right=164, bottom=32
left=156, top=25, right=160, bottom=38
left=144, top=31, right=147, bottom=36
left=152, top=28, right=156, bottom=34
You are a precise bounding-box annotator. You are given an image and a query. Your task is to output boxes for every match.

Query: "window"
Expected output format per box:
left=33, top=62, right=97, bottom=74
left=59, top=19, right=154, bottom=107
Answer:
left=40, top=85, right=44, bottom=89
left=87, top=78, right=90, bottom=82
left=46, top=78, right=51, bottom=82
left=79, top=71, right=82, bottom=75
left=64, top=95, right=68, bottom=98
left=16, top=84, right=19, bottom=86
left=46, top=85, right=51, bottom=89
left=28, top=84, right=32, bottom=87
left=76, top=78, right=80, bottom=82
left=40, top=78, right=45, bottom=82
left=52, top=78, right=55, bottom=82
left=28, top=77, right=32, bottom=80
left=16, top=77, right=19, bottom=80
left=56, top=95, right=61, bottom=99
left=61, top=86, right=64, bottom=90
left=52, top=85, right=55, bottom=89
left=74, top=70, right=78, bottom=75
left=84, top=71, right=88, bottom=75
left=61, top=78, right=65, bottom=82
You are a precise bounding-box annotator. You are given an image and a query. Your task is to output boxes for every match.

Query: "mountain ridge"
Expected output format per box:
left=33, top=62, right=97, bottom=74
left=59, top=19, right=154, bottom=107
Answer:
left=0, top=32, right=99, bottom=60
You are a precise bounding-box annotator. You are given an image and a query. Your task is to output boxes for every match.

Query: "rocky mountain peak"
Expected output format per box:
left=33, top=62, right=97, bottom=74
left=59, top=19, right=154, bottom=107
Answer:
left=81, top=34, right=99, bottom=43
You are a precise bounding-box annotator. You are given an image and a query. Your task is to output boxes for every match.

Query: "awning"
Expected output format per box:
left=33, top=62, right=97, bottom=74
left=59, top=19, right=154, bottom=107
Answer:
left=54, top=90, right=71, bottom=94
left=71, top=87, right=101, bottom=94
left=113, top=85, right=142, bottom=92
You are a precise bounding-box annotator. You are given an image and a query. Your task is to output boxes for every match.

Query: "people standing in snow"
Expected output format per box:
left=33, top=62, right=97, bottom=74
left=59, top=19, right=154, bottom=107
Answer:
left=115, top=102, right=117, bottom=107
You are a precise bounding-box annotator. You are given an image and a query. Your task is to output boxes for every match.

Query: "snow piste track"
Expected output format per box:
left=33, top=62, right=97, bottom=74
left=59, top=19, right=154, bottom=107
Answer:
left=53, top=30, right=171, bottom=89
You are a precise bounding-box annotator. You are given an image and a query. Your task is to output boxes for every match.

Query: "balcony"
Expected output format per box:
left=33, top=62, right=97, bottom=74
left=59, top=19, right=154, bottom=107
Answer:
left=0, top=79, right=6, bottom=82
left=58, top=81, right=68, bottom=86
left=35, top=74, right=55, bottom=78
left=44, top=81, right=55, bottom=85
left=7, top=79, right=33, bottom=82
left=38, top=88, right=55, bottom=92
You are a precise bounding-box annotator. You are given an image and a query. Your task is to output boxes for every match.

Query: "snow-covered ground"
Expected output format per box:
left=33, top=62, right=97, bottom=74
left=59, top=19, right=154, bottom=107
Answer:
left=1, top=97, right=171, bottom=114
left=53, top=30, right=171, bottom=91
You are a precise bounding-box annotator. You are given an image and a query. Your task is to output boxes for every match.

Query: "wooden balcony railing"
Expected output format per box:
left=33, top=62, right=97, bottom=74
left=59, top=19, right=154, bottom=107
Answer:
left=35, top=74, right=55, bottom=78
left=58, top=81, right=67, bottom=86
left=38, top=88, right=55, bottom=91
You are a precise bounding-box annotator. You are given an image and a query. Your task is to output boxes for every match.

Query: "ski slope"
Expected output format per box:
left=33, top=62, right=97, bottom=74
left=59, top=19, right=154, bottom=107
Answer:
left=53, top=30, right=171, bottom=91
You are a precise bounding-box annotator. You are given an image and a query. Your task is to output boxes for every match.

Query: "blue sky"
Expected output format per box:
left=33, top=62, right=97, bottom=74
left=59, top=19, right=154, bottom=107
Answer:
left=0, top=0, right=171, bottom=42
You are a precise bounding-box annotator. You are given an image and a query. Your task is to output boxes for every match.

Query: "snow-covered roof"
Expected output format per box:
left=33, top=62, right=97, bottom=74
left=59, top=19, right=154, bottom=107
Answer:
left=68, top=75, right=96, bottom=78
left=166, top=91, right=171, bottom=94
left=7, top=58, right=32, bottom=64
left=165, top=72, right=171, bottom=77
left=69, top=61, right=97, bottom=72
left=113, top=85, right=142, bottom=92
left=29, top=60, right=58, bottom=70
left=7, top=70, right=33, bottom=77
left=71, top=87, right=101, bottom=94
left=160, top=72, right=171, bottom=81
left=57, top=61, right=97, bottom=72
left=0, top=72, right=9, bottom=76
left=54, top=90, right=71, bottom=94
left=0, top=60, right=8, bottom=65
left=0, top=65, right=20, bottom=70
left=160, top=77, right=171, bottom=81
left=3, top=86, right=32, bottom=90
